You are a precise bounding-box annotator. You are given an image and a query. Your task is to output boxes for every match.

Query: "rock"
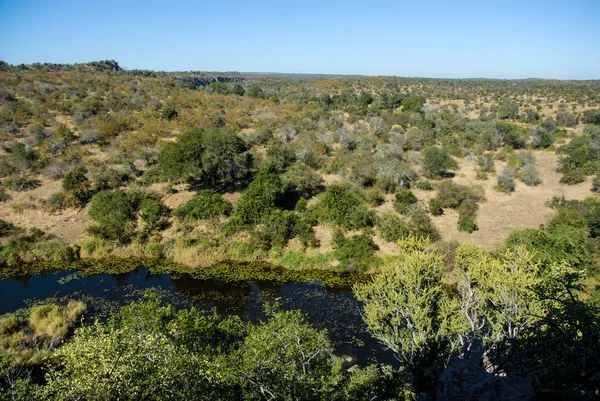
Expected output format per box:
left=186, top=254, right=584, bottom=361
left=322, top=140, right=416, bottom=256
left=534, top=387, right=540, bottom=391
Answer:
left=436, top=357, right=535, bottom=401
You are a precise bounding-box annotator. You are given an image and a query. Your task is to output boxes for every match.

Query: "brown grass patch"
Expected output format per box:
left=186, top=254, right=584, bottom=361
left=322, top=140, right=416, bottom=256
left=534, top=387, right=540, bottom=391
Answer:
left=419, top=150, right=592, bottom=250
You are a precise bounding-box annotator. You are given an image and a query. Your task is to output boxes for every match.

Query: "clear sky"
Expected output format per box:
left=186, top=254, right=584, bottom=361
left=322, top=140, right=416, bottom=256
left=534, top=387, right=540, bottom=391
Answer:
left=1, top=0, right=599, bottom=79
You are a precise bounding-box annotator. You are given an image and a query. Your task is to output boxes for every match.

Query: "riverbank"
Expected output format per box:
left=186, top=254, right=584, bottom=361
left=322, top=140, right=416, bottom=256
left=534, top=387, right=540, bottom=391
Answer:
left=0, top=257, right=371, bottom=288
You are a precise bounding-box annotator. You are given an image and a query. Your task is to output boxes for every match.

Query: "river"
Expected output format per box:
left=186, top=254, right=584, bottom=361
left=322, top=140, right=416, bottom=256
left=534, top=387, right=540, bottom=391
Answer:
left=0, top=266, right=395, bottom=366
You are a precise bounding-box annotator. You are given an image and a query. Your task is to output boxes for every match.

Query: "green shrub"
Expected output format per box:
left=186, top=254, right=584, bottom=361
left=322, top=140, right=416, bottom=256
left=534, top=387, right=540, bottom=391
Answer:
left=507, top=225, right=597, bottom=271
left=281, top=163, right=323, bottom=199
left=560, top=170, right=586, bottom=185
left=235, top=169, right=284, bottom=225
left=415, top=181, right=434, bottom=191
left=497, top=166, right=516, bottom=193
left=3, top=175, right=40, bottom=191
left=159, top=128, right=250, bottom=185
left=428, top=198, right=444, bottom=216
left=62, top=165, right=88, bottom=191
left=421, top=147, right=456, bottom=179
left=394, top=189, right=418, bottom=215
left=139, top=196, right=170, bottom=232
left=592, top=174, right=600, bottom=192
left=364, top=188, right=385, bottom=206
left=436, top=181, right=484, bottom=209
left=456, top=199, right=479, bottom=217
left=87, top=190, right=138, bottom=243
left=313, top=184, right=374, bottom=229
left=409, top=211, right=440, bottom=241
left=0, top=219, right=18, bottom=237
left=175, top=190, right=231, bottom=221
left=335, top=233, right=379, bottom=272
left=458, top=214, right=478, bottom=233
left=376, top=213, right=409, bottom=242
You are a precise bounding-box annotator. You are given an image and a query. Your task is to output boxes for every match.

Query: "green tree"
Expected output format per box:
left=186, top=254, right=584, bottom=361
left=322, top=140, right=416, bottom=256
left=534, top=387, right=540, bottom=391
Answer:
left=87, top=190, right=137, bottom=243
left=235, top=168, right=285, bottom=225
left=237, top=309, right=343, bottom=400
left=421, top=147, right=456, bottom=179
left=354, top=236, right=458, bottom=392
left=231, top=84, right=245, bottom=96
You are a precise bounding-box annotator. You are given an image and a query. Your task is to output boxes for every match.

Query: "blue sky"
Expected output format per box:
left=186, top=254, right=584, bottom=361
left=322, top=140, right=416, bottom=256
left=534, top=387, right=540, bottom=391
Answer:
left=1, top=0, right=599, bottom=79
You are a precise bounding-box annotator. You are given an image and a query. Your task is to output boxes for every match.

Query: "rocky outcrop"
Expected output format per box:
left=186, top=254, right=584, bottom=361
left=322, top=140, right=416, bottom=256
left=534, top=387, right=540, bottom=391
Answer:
left=435, top=357, right=535, bottom=401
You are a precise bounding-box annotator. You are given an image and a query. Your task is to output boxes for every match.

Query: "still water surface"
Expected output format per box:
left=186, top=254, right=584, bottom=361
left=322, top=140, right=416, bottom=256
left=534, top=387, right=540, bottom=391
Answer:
left=0, top=267, right=394, bottom=365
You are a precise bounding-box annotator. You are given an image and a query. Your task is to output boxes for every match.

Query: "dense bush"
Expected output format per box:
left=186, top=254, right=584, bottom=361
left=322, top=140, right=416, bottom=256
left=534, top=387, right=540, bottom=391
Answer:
left=139, top=195, right=170, bottom=233
left=159, top=128, right=251, bottom=185
left=421, top=147, right=456, bottom=178
left=175, top=190, right=232, bottom=221
left=376, top=213, right=409, bottom=242
left=313, top=184, right=374, bottom=229
left=281, top=163, right=323, bottom=199
left=335, top=233, right=379, bottom=272
left=235, top=168, right=285, bottom=225
left=87, top=190, right=138, bottom=243
left=559, top=170, right=586, bottom=185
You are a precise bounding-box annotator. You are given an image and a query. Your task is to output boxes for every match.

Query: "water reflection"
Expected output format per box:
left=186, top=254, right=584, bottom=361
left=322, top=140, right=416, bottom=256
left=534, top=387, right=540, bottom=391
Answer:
left=0, top=267, right=394, bottom=366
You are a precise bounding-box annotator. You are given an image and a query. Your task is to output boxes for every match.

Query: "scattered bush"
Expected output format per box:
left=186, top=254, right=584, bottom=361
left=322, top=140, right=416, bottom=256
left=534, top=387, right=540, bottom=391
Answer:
left=409, top=211, right=440, bottom=241
left=428, top=198, right=444, bottom=216
left=497, top=166, right=516, bottom=193
left=3, top=175, right=40, bottom=191
left=519, top=164, right=542, bottom=186
left=415, top=181, right=433, bottom=191
left=364, top=188, right=385, bottom=206
left=394, top=189, right=418, bottom=215
left=457, top=214, right=478, bottom=233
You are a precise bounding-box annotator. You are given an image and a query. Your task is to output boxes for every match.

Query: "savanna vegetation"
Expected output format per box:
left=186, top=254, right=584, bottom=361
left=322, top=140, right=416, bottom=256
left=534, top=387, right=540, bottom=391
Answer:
left=1, top=60, right=600, bottom=399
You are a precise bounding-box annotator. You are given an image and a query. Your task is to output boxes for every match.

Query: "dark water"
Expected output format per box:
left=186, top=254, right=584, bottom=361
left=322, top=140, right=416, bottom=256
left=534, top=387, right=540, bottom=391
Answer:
left=0, top=267, right=394, bottom=366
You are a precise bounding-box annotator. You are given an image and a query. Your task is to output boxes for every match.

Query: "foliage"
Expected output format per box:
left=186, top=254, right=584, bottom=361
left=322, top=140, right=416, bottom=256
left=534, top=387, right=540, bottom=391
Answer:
left=87, top=189, right=138, bottom=243
left=159, top=128, right=250, bottom=185
left=237, top=308, right=343, bottom=400
left=334, top=233, right=380, bottom=272
left=313, top=184, right=374, bottom=230
left=376, top=213, right=409, bottom=242
left=234, top=168, right=285, bottom=225
left=175, top=190, right=232, bottom=221
left=457, top=214, right=478, bottom=233
left=354, top=238, right=457, bottom=391
left=394, top=189, right=418, bottom=215
left=281, top=163, right=324, bottom=199
left=496, top=166, right=516, bottom=192
left=421, top=147, right=456, bottom=179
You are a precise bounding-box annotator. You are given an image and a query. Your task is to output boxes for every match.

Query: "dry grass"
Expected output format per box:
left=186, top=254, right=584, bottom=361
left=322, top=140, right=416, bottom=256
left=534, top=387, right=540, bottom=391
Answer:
left=0, top=175, right=91, bottom=244
left=415, top=150, right=592, bottom=250
left=29, top=301, right=86, bottom=340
